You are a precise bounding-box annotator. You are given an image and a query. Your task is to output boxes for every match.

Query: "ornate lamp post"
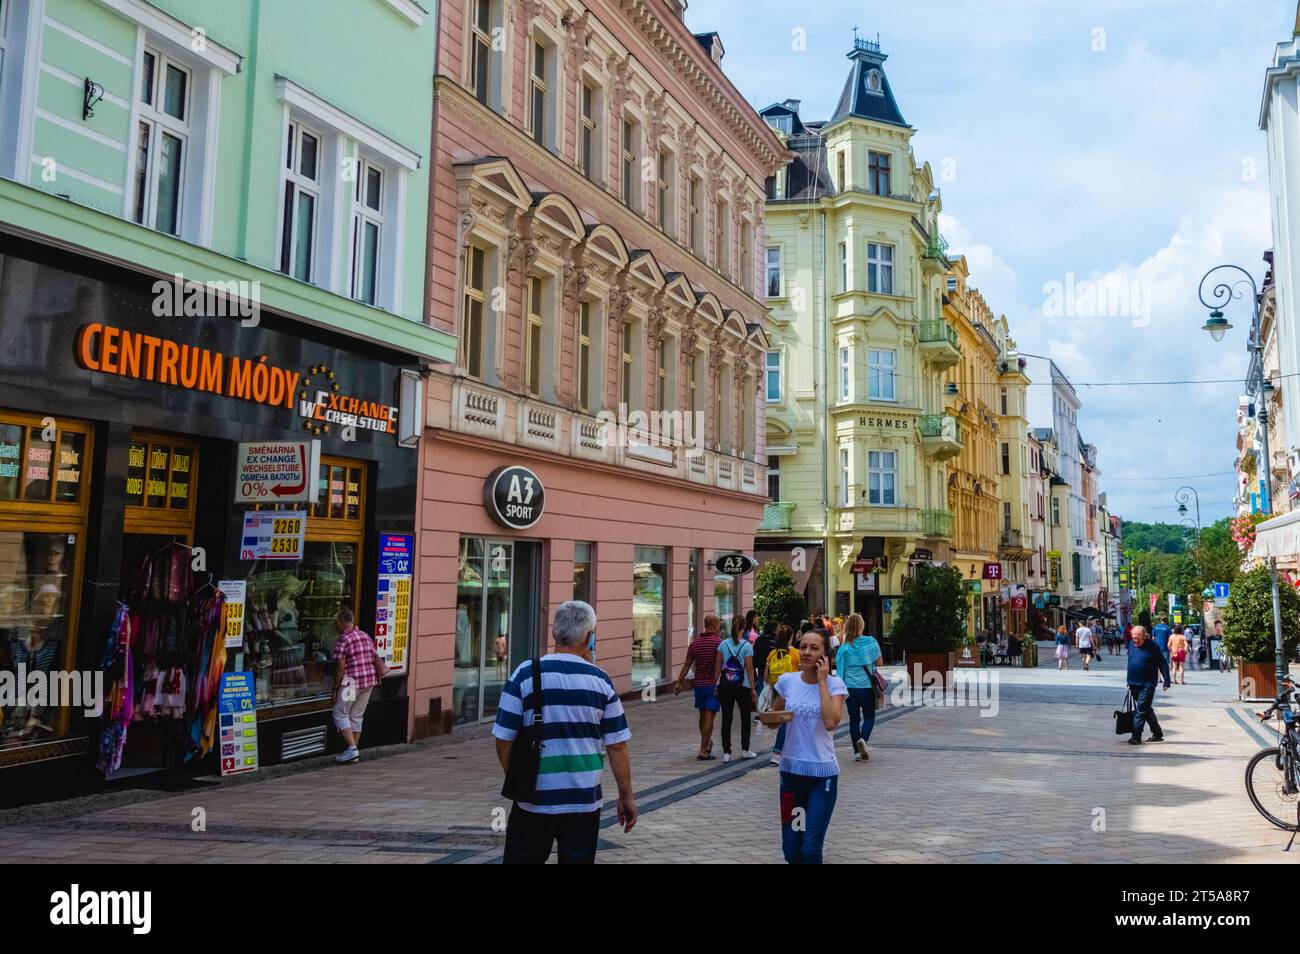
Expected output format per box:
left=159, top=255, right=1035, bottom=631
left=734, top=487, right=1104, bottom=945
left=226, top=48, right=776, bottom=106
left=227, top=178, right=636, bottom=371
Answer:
left=1199, top=264, right=1286, bottom=690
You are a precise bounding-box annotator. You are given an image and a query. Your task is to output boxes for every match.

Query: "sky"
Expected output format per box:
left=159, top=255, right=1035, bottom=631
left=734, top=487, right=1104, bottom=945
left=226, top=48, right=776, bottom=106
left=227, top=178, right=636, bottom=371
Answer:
left=686, top=0, right=1292, bottom=527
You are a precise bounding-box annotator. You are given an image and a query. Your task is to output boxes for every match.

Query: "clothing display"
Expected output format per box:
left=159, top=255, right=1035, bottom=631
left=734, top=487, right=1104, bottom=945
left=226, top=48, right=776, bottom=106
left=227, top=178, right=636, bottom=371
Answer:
left=95, top=603, right=133, bottom=777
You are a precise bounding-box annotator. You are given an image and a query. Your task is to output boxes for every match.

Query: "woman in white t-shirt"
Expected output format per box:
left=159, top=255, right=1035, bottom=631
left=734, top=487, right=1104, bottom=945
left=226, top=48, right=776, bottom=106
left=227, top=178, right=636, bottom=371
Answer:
left=770, top=628, right=848, bottom=864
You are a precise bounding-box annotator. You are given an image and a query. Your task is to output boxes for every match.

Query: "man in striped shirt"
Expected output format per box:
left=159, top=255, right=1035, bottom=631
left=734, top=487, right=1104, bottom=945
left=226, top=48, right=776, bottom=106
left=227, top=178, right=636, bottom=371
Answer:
left=493, top=600, right=636, bottom=864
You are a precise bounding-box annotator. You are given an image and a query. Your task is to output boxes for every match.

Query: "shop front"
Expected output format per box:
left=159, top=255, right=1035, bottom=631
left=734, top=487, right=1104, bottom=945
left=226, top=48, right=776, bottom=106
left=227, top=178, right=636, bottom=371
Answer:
left=412, top=430, right=761, bottom=735
left=0, top=237, right=422, bottom=804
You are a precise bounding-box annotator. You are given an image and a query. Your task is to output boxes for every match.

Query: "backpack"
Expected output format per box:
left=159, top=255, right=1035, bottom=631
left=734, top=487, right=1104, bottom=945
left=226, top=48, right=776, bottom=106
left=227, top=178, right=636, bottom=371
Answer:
left=766, top=648, right=794, bottom=686
left=721, top=640, right=746, bottom=688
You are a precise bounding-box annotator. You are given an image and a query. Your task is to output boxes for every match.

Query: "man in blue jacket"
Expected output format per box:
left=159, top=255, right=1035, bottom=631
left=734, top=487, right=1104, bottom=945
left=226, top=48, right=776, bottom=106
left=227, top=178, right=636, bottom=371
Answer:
left=1151, top=616, right=1172, bottom=668
left=1126, top=625, right=1171, bottom=745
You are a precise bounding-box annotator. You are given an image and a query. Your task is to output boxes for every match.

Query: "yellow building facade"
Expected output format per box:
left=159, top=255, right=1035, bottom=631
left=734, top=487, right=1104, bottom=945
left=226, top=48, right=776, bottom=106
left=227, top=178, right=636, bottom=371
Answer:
left=757, top=37, right=959, bottom=647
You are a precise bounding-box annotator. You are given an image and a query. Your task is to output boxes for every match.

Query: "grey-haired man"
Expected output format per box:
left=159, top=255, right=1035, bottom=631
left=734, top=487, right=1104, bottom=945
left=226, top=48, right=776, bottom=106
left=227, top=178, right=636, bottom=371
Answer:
left=493, top=600, right=637, bottom=863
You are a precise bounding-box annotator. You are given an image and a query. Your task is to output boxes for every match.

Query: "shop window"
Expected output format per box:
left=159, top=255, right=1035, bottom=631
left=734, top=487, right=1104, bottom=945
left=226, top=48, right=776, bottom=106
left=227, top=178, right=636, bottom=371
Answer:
left=241, top=456, right=365, bottom=708
left=573, top=542, right=593, bottom=604
left=0, top=411, right=93, bottom=753
left=124, top=435, right=198, bottom=535
left=632, top=545, right=666, bottom=686
left=687, top=548, right=699, bottom=640
left=713, top=555, right=734, bottom=626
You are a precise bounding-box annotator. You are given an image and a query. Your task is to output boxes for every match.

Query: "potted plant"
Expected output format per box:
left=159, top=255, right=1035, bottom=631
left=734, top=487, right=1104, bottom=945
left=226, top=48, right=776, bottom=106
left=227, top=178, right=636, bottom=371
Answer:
left=1222, top=564, right=1300, bottom=701
left=753, top=560, right=807, bottom=630
left=892, top=563, right=967, bottom=688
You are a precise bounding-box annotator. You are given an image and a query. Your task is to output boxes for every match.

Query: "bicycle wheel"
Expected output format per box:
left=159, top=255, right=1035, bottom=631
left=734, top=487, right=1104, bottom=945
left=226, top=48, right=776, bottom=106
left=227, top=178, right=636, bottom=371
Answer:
left=1245, top=747, right=1300, bottom=831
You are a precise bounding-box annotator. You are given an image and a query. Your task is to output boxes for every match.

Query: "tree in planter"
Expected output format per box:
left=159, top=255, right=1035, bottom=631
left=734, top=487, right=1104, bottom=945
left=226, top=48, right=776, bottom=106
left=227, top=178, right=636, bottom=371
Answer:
left=753, top=560, right=807, bottom=630
left=892, top=564, right=967, bottom=654
left=1222, top=564, right=1300, bottom=663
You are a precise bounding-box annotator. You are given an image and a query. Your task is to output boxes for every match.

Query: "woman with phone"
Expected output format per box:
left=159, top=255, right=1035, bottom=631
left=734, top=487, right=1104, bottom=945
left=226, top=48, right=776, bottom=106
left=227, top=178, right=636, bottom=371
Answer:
left=769, top=627, right=847, bottom=864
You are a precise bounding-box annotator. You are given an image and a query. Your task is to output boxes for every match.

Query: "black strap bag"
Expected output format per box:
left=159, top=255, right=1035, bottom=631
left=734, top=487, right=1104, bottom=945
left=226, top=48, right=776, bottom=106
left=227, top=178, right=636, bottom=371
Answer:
left=501, top=656, right=545, bottom=802
left=1113, top=689, right=1135, bottom=736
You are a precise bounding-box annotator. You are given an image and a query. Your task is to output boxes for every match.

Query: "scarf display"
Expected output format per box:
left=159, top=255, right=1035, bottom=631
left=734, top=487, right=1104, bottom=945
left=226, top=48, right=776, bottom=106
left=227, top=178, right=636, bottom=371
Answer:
left=95, top=603, right=133, bottom=778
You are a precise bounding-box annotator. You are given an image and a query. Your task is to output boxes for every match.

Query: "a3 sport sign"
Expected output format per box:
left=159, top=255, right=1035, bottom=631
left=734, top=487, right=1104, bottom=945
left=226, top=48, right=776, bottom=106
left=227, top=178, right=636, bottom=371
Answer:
left=716, top=553, right=756, bottom=576
left=484, top=466, right=545, bottom=530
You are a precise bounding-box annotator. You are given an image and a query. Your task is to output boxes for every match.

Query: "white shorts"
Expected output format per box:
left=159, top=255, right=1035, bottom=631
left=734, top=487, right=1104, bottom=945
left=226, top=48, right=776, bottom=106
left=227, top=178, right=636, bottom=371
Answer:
left=333, top=686, right=374, bottom=732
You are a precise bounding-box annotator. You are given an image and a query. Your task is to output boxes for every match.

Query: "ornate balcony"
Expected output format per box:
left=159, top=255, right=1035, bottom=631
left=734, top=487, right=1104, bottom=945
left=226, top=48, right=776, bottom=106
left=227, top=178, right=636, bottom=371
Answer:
left=921, top=234, right=950, bottom=274
left=919, top=413, right=963, bottom=460
left=922, top=508, right=954, bottom=537
left=759, top=501, right=796, bottom=532
left=918, top=320, right=961, bottom=368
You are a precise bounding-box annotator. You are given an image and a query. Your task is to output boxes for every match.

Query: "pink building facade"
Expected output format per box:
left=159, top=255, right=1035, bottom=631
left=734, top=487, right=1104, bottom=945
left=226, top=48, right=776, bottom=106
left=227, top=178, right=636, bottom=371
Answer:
left=411, top=0, right=788, bottom=733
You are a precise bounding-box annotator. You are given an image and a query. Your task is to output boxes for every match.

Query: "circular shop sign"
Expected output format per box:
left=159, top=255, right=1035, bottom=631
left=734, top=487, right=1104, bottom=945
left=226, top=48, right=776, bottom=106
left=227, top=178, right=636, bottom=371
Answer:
left=484, top=465, right=545, bottom=530
left=716, top=553, right=756, bottom=576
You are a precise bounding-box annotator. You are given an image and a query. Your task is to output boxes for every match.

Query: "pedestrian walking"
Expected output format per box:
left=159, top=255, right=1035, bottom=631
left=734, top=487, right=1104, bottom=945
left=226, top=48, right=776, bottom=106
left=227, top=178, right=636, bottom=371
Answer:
left=1152, top=615, right=1172, bottom=670
left=1168, top=625, right=1188, bottom=685
left=771, top=627, right=848, bottom=864
left=1125, top=625, right=1171, bottom=745
left=717, top=616, right=758, bottom=762
left=743, top=609, right=760, bottom=644
left=765, top=625, right=800, bottom=765
left=753, top=619, right=778, bottom=716
left=674, top=614, right=722, bottom=760
left=834, top=613, right=881, bottom=762
left=1054, top=625, right=1071, bottom=670
left=331, top=606, right=387, bottom=764
left=1008, top=632, right=1023, bottom=667
left=1123, top=624, right=1133, bottom=654
left=1075, top=621, right=1095, bottom=671
left=494, top=601, right=636, bottom=863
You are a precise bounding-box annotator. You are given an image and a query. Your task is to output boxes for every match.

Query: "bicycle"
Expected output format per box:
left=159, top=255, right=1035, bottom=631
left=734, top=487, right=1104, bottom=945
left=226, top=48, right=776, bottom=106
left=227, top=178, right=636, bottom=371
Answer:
left=1244, top=675, right=1300, bottom=845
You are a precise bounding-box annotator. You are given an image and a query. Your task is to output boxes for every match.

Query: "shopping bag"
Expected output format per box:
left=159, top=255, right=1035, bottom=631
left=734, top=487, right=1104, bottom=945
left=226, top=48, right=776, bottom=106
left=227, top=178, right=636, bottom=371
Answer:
left=1113, top=690, right=1135, bottom=736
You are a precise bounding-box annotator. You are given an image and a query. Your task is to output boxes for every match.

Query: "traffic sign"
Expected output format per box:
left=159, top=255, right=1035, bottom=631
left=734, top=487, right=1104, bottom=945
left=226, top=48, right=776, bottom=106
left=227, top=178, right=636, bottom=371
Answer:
left=1213, top=582, right=1229, bottom=608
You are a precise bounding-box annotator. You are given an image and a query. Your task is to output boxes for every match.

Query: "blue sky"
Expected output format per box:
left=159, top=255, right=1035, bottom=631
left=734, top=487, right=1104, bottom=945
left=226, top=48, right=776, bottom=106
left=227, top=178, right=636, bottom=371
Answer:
left=687, top=0, right=1293, bottom=526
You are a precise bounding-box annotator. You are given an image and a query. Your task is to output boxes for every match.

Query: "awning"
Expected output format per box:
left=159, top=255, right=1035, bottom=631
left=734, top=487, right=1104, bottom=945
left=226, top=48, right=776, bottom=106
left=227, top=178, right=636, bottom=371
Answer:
left=755, top=545, right=821, bottom=595
left=1252, top=509, right=1300, bottom=560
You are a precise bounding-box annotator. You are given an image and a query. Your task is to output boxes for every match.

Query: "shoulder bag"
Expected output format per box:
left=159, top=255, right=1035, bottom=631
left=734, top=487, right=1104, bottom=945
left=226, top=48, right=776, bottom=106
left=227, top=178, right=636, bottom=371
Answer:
left=1113, top=689, right=1135, bottom=736
left=501, top=655, right=545, bottom=802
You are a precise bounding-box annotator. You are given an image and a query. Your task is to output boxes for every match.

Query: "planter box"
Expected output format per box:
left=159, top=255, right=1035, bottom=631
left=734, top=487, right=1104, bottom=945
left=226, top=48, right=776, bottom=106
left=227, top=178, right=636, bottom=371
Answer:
left=1239, top=662, right=1277, bottom=702
left=905, top=651, right=955, bottom=689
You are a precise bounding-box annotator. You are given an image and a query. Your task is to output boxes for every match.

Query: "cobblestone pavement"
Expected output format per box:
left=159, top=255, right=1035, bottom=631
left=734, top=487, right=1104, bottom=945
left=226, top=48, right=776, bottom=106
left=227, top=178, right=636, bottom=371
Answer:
left=1, top=648, right=1296, bottom=864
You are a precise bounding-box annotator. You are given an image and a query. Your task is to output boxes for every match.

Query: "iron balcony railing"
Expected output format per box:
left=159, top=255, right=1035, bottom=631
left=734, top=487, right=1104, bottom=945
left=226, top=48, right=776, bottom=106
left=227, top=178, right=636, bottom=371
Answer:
left=919, top=413, right=962, bottom=444
left=922, top=508, right=953, bottom=536
left=923, top=234, right=950, bottom=260
left=918, top=320, right=959, bottom=349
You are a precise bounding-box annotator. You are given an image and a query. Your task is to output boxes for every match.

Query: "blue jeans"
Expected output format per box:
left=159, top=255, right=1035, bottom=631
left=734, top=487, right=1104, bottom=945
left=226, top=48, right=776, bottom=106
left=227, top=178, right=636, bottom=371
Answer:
left=845, top=687, right=876, bottom=746
left=779, top=772, right=838, bottom=864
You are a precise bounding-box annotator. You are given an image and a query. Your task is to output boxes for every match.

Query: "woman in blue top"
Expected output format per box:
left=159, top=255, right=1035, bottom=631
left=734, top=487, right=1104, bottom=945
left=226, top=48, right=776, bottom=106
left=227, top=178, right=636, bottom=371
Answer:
left=771, top=628, right=847, bottom=864
left=834, top=613, right=881, bottom=762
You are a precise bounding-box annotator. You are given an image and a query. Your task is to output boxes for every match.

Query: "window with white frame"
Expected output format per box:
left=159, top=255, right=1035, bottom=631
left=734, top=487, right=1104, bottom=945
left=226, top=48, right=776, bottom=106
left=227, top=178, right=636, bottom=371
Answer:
left=657, top=148, right=675, bottom=233
left=840, top=447, right=851, bottom=506
left=469, top=0, right=501, bottom=108
left=868, top=349, right=896, bottom=401
left=529, top=36, right=556, bottom=150
left=349, top=158, right=385, bottom=306
left=766, top=247, right=782, bottom=298
left=1051, top=495, right=1061, bottom=526
left=279, top=121, right=321, bottom=282
left=765, top=350, right=781, bottom=402
left=867, top=242, right=893, bottom=294
left=839, top=241, right=848, bottom=292
left=133, top=49, right=191, bottom=236
left=461, top=245, right=487, bottom=378
left=621, top=321, right=635, bottom=409
left=839, top=346, right=850, bottom=401
left=621, top=117, right=639, bottom=210
left=688, top=175, right=703, bottom=255
left=580, top=82, right=600, bottom=180
left=767, top=454, right=780, bottom=501
left=578, top=300, right=593, bottom=412
left=526, top=275, right=545, bottom=397
left=868, top=450, right=896, bottom=506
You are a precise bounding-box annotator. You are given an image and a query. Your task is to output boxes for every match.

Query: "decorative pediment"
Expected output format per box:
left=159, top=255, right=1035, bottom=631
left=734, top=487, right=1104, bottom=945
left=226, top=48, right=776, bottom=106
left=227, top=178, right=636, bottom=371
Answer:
left=627, top=249, right=666, bottom=291
left=693, top=291, right=724, bottom=326
left=453, top=157, right=532, bottom=213
left=722, top=310, right=749, bottom=340
left=528, top=192, right=586, bottom=243
left=662, top=273, right=696, bottom=310
left=865, top=304, right=909, bottom=329
left=580, top=223, right=629, bottom=271
left=767, top=417, right=793, bottom=440
left=745, top=322, right=771, bottom=350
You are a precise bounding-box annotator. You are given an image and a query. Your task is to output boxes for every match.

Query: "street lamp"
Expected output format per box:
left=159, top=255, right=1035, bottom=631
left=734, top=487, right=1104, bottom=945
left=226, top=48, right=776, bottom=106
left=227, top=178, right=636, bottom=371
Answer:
left=1175, top=485, right=1201, bottom=547
left=1198, top=263, right=1286, bottom=690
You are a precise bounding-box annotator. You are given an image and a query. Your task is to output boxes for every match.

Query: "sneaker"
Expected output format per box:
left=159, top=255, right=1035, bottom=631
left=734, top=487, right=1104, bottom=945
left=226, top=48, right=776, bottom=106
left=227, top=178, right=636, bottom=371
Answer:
left=770, top=754, right=781, bottom=765
left=722, top=753, right=733, bottom=763
left=335, top=746, right=359, bottom=764
left=741, top=750, right=757, bottom=760
left=1148, top=734, right=1165, bottom=743
left=1127, top=738, right=1142, bottom=746
left=856, top=739, right=870, bottom=761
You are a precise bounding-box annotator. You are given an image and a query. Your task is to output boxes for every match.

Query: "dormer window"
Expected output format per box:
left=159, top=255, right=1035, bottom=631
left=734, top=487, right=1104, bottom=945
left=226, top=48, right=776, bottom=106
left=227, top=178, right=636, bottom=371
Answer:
left=864, top=68, right=884, bottom=96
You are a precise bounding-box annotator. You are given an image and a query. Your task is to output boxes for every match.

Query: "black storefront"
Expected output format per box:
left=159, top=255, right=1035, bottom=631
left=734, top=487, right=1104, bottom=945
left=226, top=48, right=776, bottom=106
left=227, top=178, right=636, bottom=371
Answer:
left=0, top=234, right=420, bottom=806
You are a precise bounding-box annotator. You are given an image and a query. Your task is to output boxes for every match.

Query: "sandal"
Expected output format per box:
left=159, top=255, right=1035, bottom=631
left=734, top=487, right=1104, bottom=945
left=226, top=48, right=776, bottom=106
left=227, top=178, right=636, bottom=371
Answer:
left=696, top=753, right=717, bottom=761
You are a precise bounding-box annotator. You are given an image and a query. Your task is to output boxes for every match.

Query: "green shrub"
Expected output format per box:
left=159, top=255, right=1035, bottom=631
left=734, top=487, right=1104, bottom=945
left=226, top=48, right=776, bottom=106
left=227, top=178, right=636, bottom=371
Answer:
left=891, top=563, right=967, bottom=653
left=753, top=560, right=807, bottom=629
left=1223, top=564, right=1300, bottom=663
